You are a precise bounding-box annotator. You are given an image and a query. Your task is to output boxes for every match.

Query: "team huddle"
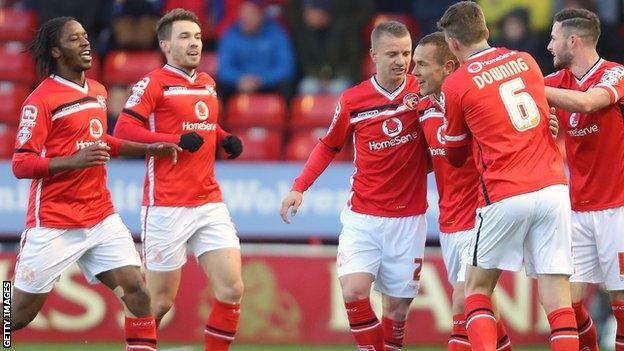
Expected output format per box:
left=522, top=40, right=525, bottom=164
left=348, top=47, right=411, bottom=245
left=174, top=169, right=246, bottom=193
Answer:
left=9, top=1, right=624, bottom=351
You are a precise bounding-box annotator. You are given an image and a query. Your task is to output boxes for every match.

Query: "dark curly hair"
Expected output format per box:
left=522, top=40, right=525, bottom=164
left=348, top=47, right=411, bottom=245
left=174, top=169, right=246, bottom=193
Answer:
left=28, top=16, right=75, bottom=77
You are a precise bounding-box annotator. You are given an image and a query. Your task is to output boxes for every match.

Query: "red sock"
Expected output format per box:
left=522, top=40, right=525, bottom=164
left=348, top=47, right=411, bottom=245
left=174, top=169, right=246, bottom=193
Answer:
left=572, top=301, right=599, bottom=351
left=612, top=300, right=624, bottom=351
left=548, top=307, right=579, bottom=351
left=382, top=316, right=405, bottom=350
left=345, top=298, right=385, bottom=351
left=496, top=318, right=512, bottom=351
left=449, top=314, right=471, bottom=351
left=465, top=294, right=497, bottom=351
left=125, top=316, right=157, bottom=351
left=204, top=299, right=240, bottom=351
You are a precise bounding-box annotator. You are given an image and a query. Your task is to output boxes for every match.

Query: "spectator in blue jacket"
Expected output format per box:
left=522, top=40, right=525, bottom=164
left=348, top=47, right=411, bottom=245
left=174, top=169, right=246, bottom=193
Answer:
left=217, top=0, right=295, bottom=101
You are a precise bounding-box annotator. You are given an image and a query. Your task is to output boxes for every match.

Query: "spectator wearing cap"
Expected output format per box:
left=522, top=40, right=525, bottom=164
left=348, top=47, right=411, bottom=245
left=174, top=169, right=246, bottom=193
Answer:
left=216, top=0, right=295, bottom=102
left=285, top=0, right=373, bottom=95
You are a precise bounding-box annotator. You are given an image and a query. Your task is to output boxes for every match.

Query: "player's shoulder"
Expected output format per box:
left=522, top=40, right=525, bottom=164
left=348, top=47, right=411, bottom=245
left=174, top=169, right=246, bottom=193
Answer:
left=337, top=78, right=372, bottom=107
left=86, top=78, right=107, bottom=94
left=24, top=78, right=57, bottom=106
left=196, top=71, right=216, bottom=85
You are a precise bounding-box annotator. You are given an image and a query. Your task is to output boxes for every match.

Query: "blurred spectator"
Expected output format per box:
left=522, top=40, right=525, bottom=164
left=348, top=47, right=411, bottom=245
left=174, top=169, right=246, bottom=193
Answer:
left=23, top=0, right=102, bottom=39
left=412, top=0, right=457, bottom=35
left=286, top=0, right=373, bottom=95
left=217, top=0, right=295, bottom=101
left=491, top=9, right=542, bottom=62
left=111, top=0, right=162, bottom=49
left=478, top=0, right=554, bottom=36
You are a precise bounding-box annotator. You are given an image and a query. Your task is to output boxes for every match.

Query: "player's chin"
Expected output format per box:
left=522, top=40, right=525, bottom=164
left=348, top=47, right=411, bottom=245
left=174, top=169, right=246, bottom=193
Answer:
left=79, top=61, right=92, bottom=71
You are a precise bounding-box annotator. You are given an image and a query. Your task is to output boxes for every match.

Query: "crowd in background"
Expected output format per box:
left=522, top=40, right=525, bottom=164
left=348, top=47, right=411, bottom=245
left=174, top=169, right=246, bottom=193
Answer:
left=0, top=0, right=622, bottom=160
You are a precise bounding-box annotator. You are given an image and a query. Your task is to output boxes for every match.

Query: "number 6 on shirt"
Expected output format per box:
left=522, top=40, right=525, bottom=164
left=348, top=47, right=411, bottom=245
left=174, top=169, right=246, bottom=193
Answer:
left=500, top=77, right=540, bottom=132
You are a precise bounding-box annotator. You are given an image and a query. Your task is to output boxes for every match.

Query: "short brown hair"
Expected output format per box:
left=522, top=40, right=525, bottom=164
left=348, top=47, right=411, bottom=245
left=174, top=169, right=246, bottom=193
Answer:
left=156, top=8, right=201, bottom=41
left=418, top=31, right=459, bottom=67
left=371, top=21, right=410, bottom=49
left=437, top=1, right=488, bottom=46
left=553, top=8, right=601, bottom=45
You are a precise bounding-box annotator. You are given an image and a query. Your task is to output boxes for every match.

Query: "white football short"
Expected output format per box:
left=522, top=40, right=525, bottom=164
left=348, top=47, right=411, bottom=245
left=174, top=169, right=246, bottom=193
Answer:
left=141, top=202, right=240, bottom=271
left=13, top=214, right=142, bottom=294
left=570, top=206, right=624, bottom=290
left=336, top=207, right=427, bottom=298
left=440, top=228, right=474, bottom=286
left=467, top=184, right=573, bottom=277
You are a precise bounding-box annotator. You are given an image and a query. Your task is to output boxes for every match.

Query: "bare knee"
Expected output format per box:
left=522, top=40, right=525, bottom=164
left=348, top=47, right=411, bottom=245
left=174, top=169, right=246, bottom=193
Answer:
left=119, top=281, right=151, bottom=317
left=340, top=274, right=373, bottom=303
left=382, top=297, right=412, bottom=321
left=214, top=279, right=244, bottom=304
left=452, top=284, right=466, bottom=315
left=342, top=285, right=371, bottom=303
left=10, top=313, right=36, bottom=331
left=151, top=296, right=174, bottom=320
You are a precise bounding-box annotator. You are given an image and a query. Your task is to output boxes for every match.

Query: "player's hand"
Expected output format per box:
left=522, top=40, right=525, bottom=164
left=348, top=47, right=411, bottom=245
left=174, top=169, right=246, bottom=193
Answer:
left=280, top=191, right=303, bottom=224
left=548, top=107, right=559, bottom=138
left=222, top=135, right=243, bottom=159
left=147, top=142, right=182, bottom=164
left=179, top=132, right=204, bottom=152
left=71, top=142, right=111, bottom=169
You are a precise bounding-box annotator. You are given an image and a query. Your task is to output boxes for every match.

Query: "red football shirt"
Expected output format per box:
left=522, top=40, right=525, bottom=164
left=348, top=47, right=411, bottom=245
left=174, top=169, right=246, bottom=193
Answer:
left=443, top=47, right=567, bottom=206
left=417, top=95, right=478, bottom=232
left=544, top=58, right=624, bottom=211
left=12, top=75, right=116, bottom=228
left=315, top=75, right=429, bottom=217
left=117, top=65, right=222, bottom=206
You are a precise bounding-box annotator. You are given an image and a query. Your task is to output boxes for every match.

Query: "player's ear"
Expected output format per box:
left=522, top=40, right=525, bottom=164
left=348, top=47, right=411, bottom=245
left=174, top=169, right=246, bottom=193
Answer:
left=50, top=47, right=61, bottom=59
left=443, top=59, right=455, bottom=76
left=159, top=40, right=170, bottom=54
left=369, top=47, right=376, bottom=63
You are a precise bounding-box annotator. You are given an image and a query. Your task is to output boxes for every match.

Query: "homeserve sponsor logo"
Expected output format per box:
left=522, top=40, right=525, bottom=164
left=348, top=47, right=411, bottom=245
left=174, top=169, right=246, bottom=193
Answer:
left=182, top=121, right=216, bottom=131
left=369, top=132, right=418, bottom=151
left=568, top=124, right=598, bottom=137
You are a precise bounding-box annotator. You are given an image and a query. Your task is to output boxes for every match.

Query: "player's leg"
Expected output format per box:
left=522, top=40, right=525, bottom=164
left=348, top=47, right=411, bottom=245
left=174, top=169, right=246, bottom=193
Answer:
left=197, top=248, right=243, bottom=351
left=190, top=203, right=243, bottom=351
left=11, top=227, right=87, bottom=330
left=491, top=294, right=512, bottom=351
left=464, top=192, right=537, bottom=351
left=337, top=208, right=384, bottom=350
left=528, top=185, right=578, bottom=351
left=568, top=209, right=600, bottom=351
left=594, top=206, right=624, bottom=351
left=80, top=214, right=157, bottom=351
left=141, top=206, right=194, bottom=324
left=146, top=269, right=182, bottom=323
left=376, top=213, right=426, bottom=351
left=441, top=229, right=472, bottom=351
left=10, top=289, right=48, bottom=331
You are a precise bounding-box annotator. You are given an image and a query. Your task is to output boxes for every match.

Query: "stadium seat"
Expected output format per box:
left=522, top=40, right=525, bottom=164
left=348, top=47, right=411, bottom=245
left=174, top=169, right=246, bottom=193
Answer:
left=290, top=94, right=339, bottom=131
left=198, top=52, right=218, bottom=77
left=0, top=9, right=38, bottom=42
left=0, top=82, right=29, bottom=125
left=225, top=93, right=287, bottom=130
left=223, top=127, right=283, bottom=160
left=285, top=129, right=352, bottom=162
left=0, top=43, right=36, bottom=84
left=0, top=123, right=16, bottom=159
left=103, top=51, right=163, bottom=85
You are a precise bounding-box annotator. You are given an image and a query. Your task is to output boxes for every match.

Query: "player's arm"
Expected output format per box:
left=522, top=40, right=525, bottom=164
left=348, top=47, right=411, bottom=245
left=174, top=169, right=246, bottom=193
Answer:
left=104, top=134, right=181, bottom=163
left=441, top=87, right=471, bottom=167
left=113, top=77, right=204, bottom=152
left=545, top=86, right=612, bottom=114
left=280, top=99, right=350, bottom=223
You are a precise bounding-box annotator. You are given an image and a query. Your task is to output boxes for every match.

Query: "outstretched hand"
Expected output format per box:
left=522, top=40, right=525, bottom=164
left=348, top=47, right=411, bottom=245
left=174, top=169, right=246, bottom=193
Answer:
left=147, top=142, right=182, bottom=164
left=280, top=191, right=303, bottom=224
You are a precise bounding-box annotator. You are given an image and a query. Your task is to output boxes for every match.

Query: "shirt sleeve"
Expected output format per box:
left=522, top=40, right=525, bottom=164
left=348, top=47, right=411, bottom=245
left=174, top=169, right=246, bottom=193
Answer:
left=595, top=65, right=624, bottom=104
left=544, top=70, right=565, bottom=87
left=320, top=94, right=352, bottom=150
left=12, top=98, right=52, bottom=179
left=118, top=75, right=162, bottom=126
left=441, top=84, right=471, bottom=148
